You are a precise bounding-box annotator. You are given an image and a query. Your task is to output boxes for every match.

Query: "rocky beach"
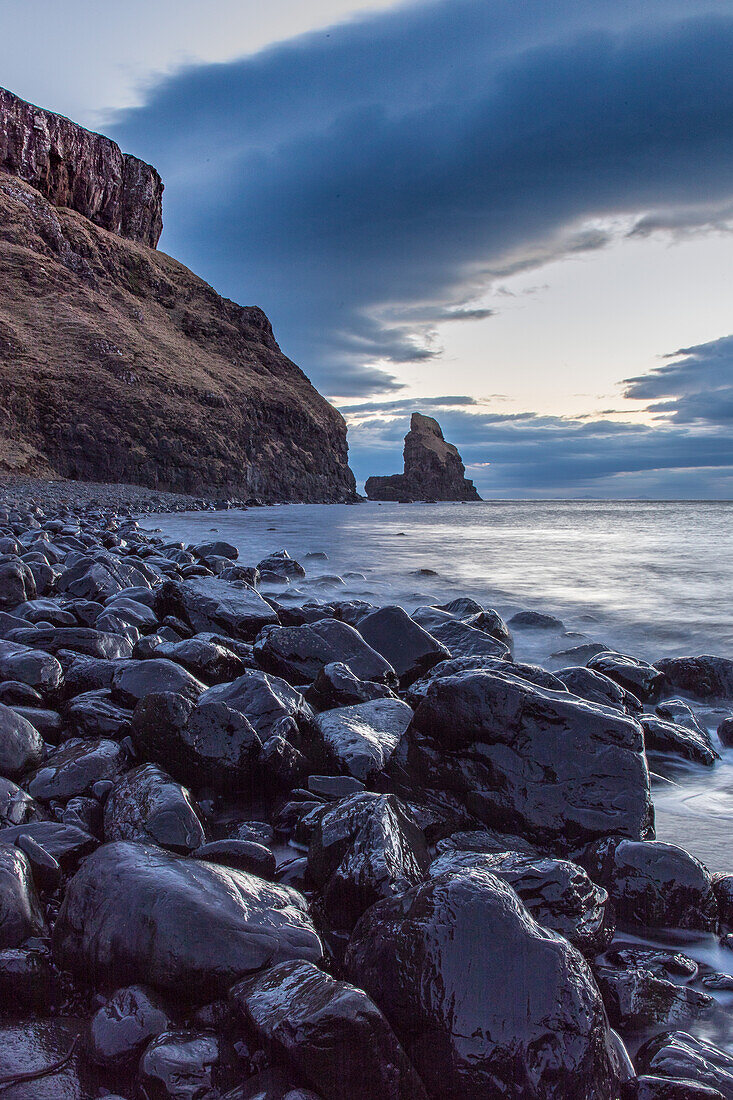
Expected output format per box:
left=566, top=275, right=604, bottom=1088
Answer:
left=0, top=481, right=730, bottom=1098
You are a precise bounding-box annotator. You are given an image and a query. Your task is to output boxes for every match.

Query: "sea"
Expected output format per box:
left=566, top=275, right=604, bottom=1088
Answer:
left=151, top=498, right=733, bottom=1043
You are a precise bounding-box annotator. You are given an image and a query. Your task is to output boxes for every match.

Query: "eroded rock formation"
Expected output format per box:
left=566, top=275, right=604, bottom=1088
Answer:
left=365, top=413, right=481, bottom=501
left=0, top=89, right=356, bottom=502
left=0, top=86, right=163, bottom=247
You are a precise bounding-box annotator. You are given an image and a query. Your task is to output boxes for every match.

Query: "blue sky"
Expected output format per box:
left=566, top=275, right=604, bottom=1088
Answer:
left=4, top=0, right=733, bottom=496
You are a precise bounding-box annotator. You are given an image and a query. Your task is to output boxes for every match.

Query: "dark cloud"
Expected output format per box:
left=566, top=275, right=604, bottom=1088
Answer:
left=113, top=0, right=733, bottom=398
left=624, top=335, right=733, bottom=424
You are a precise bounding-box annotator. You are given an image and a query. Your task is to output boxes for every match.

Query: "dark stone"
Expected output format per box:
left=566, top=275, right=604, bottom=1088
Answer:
left=104, top=763, right=206, bottom=852
left=54, top=841, right=322, bottom=998
left=0, top=702, right=43, bottom=777
left=429, top=848, right=614, bottom=955
left=314, top=698, right=413, bottom=782
left=307, top=792, right=429, bottom=929
left=111, top=658, right=205, bottom=707
left=622, top=1077, right=726, bottom=1100
left=132, top=691, right=261, bottom=792
left=508, top=610, right=565, bottom=630
left=357, top=606, right=450, bottom=686
left=155, top=578, right=279, bottom=641
left=26, top=738, right=124, bottom=801
left=64, top=689, right=132, bottom=740
left=394, top=670, right=652, bottom=851
left=594, top=966, right=714, bottom=1032
left=14, top=831, right=62, bottom=889
left=605, top=943, right=699, bottom=980
left=556, top=665, right=640, bottom=713
left=257, top=551, right=306, bottom=579
left=307, top=775, right=365, bottom=799
left=712, top=873, right=733, bottom=930
left=365, top=414, right=481, bottom=502
left=718, top=717, right=733, bottom=748
left=147, top=637, right=250, bottom=683
left=0, top=945, right=55, bottom=1012
left=0, top=1018, right=96, bottom=1100
left=0, top=821, right=97, bottom=867
left=200, top=670, right=315, bottom=744
left=12, top=706, right=62, bottom=742
left=655, top=656, right=733, bottom=701
left=306, top=662, right=396, bottom=710
left=656, top=698, right=711, bottom=736
left=405, top=656, right=565, bottom=706
left=139, top=1030, right=222, bottom=1099
left=0, top=559, right=36, bottom=611
left=635, top=1032, right=733, bottom=1097
left=255, top=619, right=396, bottom=687
left=345, top=866, right=620, bottom=1100
left=231, top=960, right=428, bottom=1100
left=579, top=837, right=718, bottom=932
left=0, top=639, right=63, bottom=692
left=196, top=840, right=276, bottom=878
left=587, top=652, right=666, bottom=702
left=641, top=715, right=719, bottom=766
left=0, top=777, right=39, bottom=828
left=411, top=610, right=509, bottom=659
left=193, top=540, right=239, bottom=562
left=436, top=600, right=513, bottom=648
left=7, top=625, right=133, bottom=660
left=435, top=826, right=539, bottom=857
left=0, top=681, right=43, bottom=706
left=0, top=844, right=46, bottom=947
left=85, top=984, right=171, bottom=1069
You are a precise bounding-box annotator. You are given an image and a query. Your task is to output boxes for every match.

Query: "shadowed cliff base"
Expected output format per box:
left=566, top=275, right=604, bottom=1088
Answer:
left=365, top=413, right=481, bottom=502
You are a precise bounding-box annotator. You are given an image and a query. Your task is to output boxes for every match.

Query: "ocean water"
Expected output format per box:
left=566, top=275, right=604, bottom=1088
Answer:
left=151, top=500, right=733, bottom=872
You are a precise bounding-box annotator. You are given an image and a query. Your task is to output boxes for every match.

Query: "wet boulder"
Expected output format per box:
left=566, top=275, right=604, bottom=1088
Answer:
left=196, top=840, right=276, bottom=879
left=306, top=662, right=396, bottom=710
left=6, top=625, right=133, bottom=660
left=147, top=636, right=249, bottom=683
left=509, top=609, right=564, bottom=630
left=0, top=559, right=36, bottom=611
left=0, top=639, right=63, bottom=693
left=622, top=1078, right=726, bottom=1099
left=717, top=717, right=733, bottom=748
left=257, top=550, right=306, bottom=579
left=655, top=656, right=733, bottom=702
left=411, top=607, right=509, bottom=660
left=64, top=689, right=132, bottom=740
left=192, top=540, right=239, bottom=562
left=85, top=984, right=171, bottom=1069
left=307, top=792, right=429, bottom=929
left=0, top=821, right=97, bottom=868
left=587, top=652, right=665, bottom=703
left=357, top=606, right=450, bottom=686
left=154, top=577, right=279, bottom=641
left=231, top=960, right=428, bottom=1100
left=0, top=777, right=40, bottom=828
left=429, top=848, right=614, bottom=955
left=0, top=945, right=56, bottom=1012
left=314, top=698, right=413, bottom=782
left=405, top=656, right=564, bottom=706
left=132, top=692, right=262, bottom=792
left=594, top=965, right=714, bottom=1033
left=635, top=1032, right=733, bottom=1097
left=26, top=737, right=125, bottom=801
left=57, top=553, right=151, bottom=601
left=345, top=866, right=620, bottom=1100
left=53, top=841, right=323, bottom=998
left=0, top=1019, right=96, bottom=1100
left=579, top=837, right=718, bottom=932
left=111, top=658, right=205, bottom=708
left=198, top=670, right=315, bottom=744
left=139, top=1030, right=223, bottom=1100
left=0, top=844, right=46, bottom=947
left=641, top=715, right=718, bottom=766
left=556, top=665, right=641, bottom=713
left=104, top=764, right=206, bottom=853
left=0, top=702, right=43, bottom=777
left=255, top=619, right=396, bottom=687
left=395, top=670, right=652, bottom=851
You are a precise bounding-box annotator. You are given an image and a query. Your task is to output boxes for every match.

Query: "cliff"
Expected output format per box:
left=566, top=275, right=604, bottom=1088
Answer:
left=0, top=93, right=356, bottom=502
left=0, top=87, right=163, bottom=248
left=365, top=413, right=481, bottom=502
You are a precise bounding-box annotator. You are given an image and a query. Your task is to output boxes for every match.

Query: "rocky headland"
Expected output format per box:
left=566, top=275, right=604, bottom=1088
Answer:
left=0, top=489, right=731, bottom=1097
left=365, top=413, right=481, bottom=502
left=0, top=87, right=356, bottom=504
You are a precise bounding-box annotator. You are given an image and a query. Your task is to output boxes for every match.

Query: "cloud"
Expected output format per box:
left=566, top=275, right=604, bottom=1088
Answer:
left=624, top=335, right=733, bottom=424
left=113, top=0, right=733, bottom=396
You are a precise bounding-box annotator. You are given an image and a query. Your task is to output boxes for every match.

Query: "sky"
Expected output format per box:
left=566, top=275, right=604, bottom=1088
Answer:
left=3, top=0, right=733, bottom=497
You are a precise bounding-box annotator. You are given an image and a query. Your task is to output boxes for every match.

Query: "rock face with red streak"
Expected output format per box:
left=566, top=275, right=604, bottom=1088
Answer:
left=0, top=85, right=163, bottom=247
left=365, top=413, right=481, bottom=502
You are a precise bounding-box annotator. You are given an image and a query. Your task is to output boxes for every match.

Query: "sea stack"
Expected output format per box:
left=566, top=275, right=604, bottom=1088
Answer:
left=0, top=86, right=356, bottom=503
left=365, top=412, right=481, bottom=502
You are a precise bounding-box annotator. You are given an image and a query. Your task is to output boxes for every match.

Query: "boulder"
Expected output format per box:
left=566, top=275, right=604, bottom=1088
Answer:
left=641, top=715, right=718, bottom=766
left=146, top=636, right=249, bottom=683
left=0, top=844, right=46, bottom=947
left=394, top=670, right=653, bottom=851
left=85, top=984, right=171, bottom=1069
left=6, top=625, right=133, bottom=660
left=655, top=656, right=733, bottom=701
left=579, top=837, right=718, bottom=932
left=594, top=966, right=713, bottom=1033
left=587, top=652, right=665, bottom=702
left=0, top=559, right=36, bottom=612
left=306, top=662, right=396, bottom=710
left=0, top=640, right=63, bottom=693
left=0, top=702, right=43, bottom=777
left=231, top=960, right=428, bottom=1100
left=0, top=1018, right=96, bottom=1100
left=139, top=1030, right=223, bottom=1100
left=111, top=658, right=205, bottom=708
left=257, top=551, right=306, bottom=579
left=64, top=690, right=132, bottom=740
left=314, top=698, right=413, bottom=782
left=26, top=738, right=125, bottom=801
left=307, top=792, right=429, bottom=928
left=254, top=619, right=396, bottom=687
left=635, top=1032, right=733, bottom=1097
left=155, top=578, right=278, bottom=641
left=357, top=606, right=450, bottom=686
left=198, top=670, right=315, bottom=743
left=622, top=1078, right=726, bottom=1099
left=556, top=666, right=640, bottom=713
left=104, top=764, right=206, bottom=853
left=345, top=866, right=620, bottom=1099
left=509, top=610, right=564, bottom=630
left=53, top=841, right=323, bottom=997
left=405, top=657, right=564, bottom=706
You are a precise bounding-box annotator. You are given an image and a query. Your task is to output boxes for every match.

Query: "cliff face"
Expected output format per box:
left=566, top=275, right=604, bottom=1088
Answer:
left=0, top=170, right=356, bottom=501
left=365, top=413, right=481, bottom=502
left=0, top=87, right=163, bottom=247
